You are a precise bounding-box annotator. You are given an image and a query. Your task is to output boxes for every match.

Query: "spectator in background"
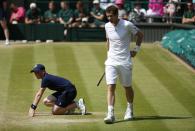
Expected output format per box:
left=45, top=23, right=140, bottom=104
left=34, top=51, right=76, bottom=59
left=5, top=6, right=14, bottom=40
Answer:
left=100, top=0, right=115, bottom=10
left=0, top=0, right=9, bottom=45
left=182, top=2, right=195, bottom=25
left=10, top=3, right=25, bottom=24
left=44, top=1, right=58, bottom=23
left=163, top=0, right=179, bottom=23
left=146, top=0, right=164, bottom=22
left=193, top=0, right=195, bottom=10
left=128, top=3, right=146, bottom=23
left=58, top=1, right=73, bottom=27
left=115, top=0, right=128, bottom=20
left=90, top=0, right=105, bottom=28
left=72, top=1, right=89, bottom=28
left=25, top=3, right=42, bottom=24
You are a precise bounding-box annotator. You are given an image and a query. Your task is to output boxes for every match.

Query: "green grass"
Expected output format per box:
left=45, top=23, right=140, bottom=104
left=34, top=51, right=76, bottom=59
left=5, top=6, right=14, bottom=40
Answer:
left=0, top=42, right=195, bottom=131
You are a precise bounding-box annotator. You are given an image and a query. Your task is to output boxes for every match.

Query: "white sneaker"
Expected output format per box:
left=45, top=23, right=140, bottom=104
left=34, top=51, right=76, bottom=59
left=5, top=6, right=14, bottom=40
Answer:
left=104, top=114, right=115, bottom=124
left=46, top=40, right=53, bottom=43
left=124, top=107, right=133, bottom=120
left=5, top=40, right=9, bottom=45
left=22, top=40, right=27, bottom=43
left=78, top=98, right=86, bottom=115
left=35, top=40, right=41, bottom=43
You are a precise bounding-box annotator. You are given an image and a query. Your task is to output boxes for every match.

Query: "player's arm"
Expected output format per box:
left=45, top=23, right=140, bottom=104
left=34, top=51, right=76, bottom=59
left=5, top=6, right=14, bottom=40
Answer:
left=106, top=38, right=109, bottom=51
left=135, top=30, right=144, bottom=47
left=105, top=30, right=109, bottom=51
left=131, top=30, right=144, bottom=57
left=28, top=87, right=46, bottom=117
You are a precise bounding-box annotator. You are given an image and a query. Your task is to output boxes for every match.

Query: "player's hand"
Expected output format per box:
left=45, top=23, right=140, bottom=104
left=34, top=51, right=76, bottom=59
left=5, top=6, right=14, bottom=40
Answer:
left=28, top=108, right=35, bottom=117
left=130, top=50, right=137, bottom=57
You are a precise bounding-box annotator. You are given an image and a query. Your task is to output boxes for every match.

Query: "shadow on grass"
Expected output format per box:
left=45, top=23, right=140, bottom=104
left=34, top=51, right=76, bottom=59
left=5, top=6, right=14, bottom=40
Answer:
left=114, top=115, right=192, bottom=124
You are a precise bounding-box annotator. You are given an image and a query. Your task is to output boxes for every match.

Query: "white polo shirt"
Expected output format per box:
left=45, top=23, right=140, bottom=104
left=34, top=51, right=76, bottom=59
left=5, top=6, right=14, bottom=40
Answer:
left=105, top=19, right=139, bottom=66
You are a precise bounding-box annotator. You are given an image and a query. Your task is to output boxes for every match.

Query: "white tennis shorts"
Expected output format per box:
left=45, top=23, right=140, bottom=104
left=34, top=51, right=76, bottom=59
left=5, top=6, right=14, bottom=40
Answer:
left=105, top=65, right=132, bottom=87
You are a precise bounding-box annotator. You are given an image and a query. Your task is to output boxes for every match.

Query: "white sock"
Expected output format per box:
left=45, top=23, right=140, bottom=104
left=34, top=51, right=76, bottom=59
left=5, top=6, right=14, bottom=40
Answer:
left=108, top=105, right=114, bottom=115
left=127, top=102, right=133, bottom=108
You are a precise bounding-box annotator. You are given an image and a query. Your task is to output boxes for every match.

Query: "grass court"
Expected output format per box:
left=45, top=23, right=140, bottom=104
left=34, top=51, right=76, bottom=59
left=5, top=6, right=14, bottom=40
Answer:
left=0, top=42, right=195, bottom=131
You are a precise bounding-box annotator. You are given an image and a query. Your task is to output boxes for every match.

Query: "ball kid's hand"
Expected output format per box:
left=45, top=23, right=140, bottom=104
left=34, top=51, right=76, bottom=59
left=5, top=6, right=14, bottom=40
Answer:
left=28, top=108, right=35, bottom=117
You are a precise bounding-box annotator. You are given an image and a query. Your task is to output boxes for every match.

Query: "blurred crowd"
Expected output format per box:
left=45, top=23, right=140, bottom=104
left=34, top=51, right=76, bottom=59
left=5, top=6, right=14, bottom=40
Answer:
left=5, top=0, right=195, bottom=26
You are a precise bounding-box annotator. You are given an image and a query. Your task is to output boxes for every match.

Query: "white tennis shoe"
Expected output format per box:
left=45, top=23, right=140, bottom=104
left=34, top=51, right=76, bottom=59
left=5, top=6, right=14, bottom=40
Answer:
left=5, top=40, right=9, bottom=46
left=104, top=114, right=115, bottom=124
left=78, top=98, right=86, bottom=115
left=104, top=109, right=115, bottom=124
left=124, top=106, right=133, bottom=120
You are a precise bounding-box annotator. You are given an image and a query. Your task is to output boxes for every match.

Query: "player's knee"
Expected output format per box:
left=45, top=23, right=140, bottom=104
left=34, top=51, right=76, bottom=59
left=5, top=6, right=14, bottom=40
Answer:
left=43, top=98, right=49, bottom=105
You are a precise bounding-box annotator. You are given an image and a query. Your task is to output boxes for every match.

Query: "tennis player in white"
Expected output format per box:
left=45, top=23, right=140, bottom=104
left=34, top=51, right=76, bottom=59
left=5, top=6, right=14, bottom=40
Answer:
left=104, top=5, right=143, bottom=124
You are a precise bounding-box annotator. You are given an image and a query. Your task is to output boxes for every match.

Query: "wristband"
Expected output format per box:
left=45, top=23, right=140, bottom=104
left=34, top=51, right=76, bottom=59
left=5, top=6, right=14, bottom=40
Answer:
left=134, top=45, right=141, bottom=52
left=31, top=104, right=37, bottom=110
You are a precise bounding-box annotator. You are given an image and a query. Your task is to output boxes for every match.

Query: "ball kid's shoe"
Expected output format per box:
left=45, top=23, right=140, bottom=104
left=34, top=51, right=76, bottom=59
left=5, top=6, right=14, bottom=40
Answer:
left=78, top=98, right=86, bottom=115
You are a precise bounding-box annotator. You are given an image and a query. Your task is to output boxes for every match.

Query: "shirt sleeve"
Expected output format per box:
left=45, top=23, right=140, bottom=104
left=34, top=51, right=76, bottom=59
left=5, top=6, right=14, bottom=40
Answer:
left=17, top=7, right=25, bottom=18
left=41, top=78, right=49, bottom=88
left=105, top=24, right=108, bottom=38
left=127, top=21, right=139, bottom=35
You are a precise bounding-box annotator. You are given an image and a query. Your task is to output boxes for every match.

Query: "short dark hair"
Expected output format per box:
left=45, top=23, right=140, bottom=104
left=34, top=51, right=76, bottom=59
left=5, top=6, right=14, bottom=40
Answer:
left=106, top=5, right=118, bottom=15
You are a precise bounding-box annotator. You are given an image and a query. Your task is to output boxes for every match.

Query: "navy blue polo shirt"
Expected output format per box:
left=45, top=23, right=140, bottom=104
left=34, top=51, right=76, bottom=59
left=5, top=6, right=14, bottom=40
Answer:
left=41, top=73, right=75, bottom=92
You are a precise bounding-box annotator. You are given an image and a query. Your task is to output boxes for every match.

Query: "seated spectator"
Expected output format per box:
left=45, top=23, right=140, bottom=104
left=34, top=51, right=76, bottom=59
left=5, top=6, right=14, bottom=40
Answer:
left=146, top=0, right=164, bottom=22
left=128, top=3, right=146, bottom=23
left=182, top=2, right=195, bottom=25
left=193, top=0, right=195, bottom=10
left=90, top=0, right=105, bottom=28
left=163, top=0, right=179, bottom=23
left=10, top=3, right=25, bottom=24
left=72, top=1, right=89, bottom=28
left=25, top=3, right=42, bottom=24
left=115, top=0, right=128, bottom=20
left=99, top=0, right=115, bottom=10
left=58, top=1, right=73, bottom=27
left=44, top=1, right=58, bottom=23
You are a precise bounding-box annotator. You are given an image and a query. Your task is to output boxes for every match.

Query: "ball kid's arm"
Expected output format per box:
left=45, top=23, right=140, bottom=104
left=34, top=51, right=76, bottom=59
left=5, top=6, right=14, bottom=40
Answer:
left=29, top=88, right=46, bottom=117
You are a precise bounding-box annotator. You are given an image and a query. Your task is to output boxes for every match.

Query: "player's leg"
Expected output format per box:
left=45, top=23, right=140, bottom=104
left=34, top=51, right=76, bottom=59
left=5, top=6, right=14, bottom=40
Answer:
left=52, top=102, right=77, bottom=115
left=123, top=86, right=134, bottom=120
left=43, top=92, right=59, bottom=107
left=104, top=84, right=116, bottom=122
left=118, top=65, right=134, bottom=120
left=124, top=86, right=134, bottom=104
left=104, top=65, right=118, bottom=124
left=52, top=90, right=77, bottom=115
left=0, top=19, right=9, bottom=45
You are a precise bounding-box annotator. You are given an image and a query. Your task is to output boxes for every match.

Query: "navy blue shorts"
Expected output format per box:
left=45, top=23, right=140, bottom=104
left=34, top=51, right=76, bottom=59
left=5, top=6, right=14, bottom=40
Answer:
left=0, top=9, right=6, bottom=21
left=52, top=90, right=77, bottom=108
